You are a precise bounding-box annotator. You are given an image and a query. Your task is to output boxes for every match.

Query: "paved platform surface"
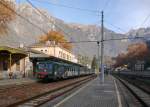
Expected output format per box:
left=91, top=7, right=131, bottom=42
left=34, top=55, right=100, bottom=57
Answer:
left=0, top=78, right=36, bottom=86
left=54, top=75, right=121, bottom=107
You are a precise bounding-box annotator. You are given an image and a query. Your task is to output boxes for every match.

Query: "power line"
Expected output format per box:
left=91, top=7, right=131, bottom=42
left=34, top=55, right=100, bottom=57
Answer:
left=1, top=34, right=149, bottom=44
left=0, top=0, right=97, bottom=52
left=59, top=36, right=149, bottom=43
left=104, top=21, right=126, bottom=33
left=0, top=0, right=48, bottom=35
left=102, top=0, right=111, bottom=11
left=2, top=36, right=149, bottom=45
left=31, top=0, right=100, bottom=14
left=103, top=36, right=146, bottom=42
left=2, top=1, right=150, bottom=45
left=93, top=20, right=127, bottom=33
left=140, top=13, right=150, bottom=27
left=26, top=0, right=79, bottom=41
left=132, top=13, right=150, bottom=39
left=60, top=40, right=98, bottom=43
left=26, top=0, right=99, bottom=55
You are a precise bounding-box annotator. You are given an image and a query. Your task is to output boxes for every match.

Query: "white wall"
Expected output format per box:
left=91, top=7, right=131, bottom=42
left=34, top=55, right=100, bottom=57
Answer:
left=32, top=46, right=78, bottom=63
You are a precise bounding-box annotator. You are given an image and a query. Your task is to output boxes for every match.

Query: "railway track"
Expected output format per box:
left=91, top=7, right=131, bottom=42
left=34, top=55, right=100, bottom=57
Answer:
left=118, top=75, right=150, bottom=95
left=6, top=75, right=95, bottom=107
left=114, top=75, right=150, bottom=107
left=0, top=82, right=38, bottom=93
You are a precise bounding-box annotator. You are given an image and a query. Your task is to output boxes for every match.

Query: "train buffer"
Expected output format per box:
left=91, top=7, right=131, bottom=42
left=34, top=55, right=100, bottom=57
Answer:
left=53, top=75, right=121, bottom=107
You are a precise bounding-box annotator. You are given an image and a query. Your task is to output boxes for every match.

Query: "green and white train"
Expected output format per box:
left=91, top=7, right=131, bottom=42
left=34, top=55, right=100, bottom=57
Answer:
left=30, top=56, right=94, bottom=80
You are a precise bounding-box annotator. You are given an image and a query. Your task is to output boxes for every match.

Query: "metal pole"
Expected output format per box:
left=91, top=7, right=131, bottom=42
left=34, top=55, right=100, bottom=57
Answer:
left=97, top=41, right=100, bottom=75
left=101, top=11, right=104, bottom=83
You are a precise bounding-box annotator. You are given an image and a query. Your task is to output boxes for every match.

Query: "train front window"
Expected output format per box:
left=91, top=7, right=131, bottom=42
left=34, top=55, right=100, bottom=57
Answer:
left=38, top=63, right=45, bottom=70
left=37, top=63, right=53, bottom=72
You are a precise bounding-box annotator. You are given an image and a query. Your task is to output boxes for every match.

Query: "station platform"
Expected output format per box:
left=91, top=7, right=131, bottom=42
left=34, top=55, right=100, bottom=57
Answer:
left=54, top=75, right=121, bottom=107
left=0, top=78, right=36, bottom=86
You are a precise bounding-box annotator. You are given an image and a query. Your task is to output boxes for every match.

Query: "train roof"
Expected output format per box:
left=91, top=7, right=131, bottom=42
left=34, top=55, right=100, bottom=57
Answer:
left=30, top=56, right=85, bottom=67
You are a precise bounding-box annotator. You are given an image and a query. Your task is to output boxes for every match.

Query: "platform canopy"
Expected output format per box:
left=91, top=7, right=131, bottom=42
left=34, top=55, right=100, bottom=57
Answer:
left=0, top=46, right=27, bottom=55
left=0, top=46, right=28, bottom=73
left=0, top=46, right=27, bottom=66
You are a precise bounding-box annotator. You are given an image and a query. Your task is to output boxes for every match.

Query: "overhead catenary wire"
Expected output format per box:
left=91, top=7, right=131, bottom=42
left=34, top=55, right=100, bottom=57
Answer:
left=0, top=0, right=99, bottom=48
left=1, top=1, right=150, bottom=45
left=2, top=35, right=149, bottom=45
left=102, top=0, right=111, bottom=11
left=104, top=21, right=127, bottom=33
left=31, top=0, right=100, bottom=14
left=103, top=36, right=146, bottom=42
left=59, top=36, right=148, bottom=43
left=140, top=13, right=150, bottom=27
left=26, top=0, right=79, bottom=42
left=130, top=13, right=150, bottom=39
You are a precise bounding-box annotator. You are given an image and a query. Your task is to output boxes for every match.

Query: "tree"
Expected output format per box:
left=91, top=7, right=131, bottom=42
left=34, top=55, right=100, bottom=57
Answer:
left=91, top=55, right=98, bottom=70
left=39, top=31, right=73, bottom=51
left=114, top=42, right=149, bottom=68
left=0, top=0, right=16, bottom=34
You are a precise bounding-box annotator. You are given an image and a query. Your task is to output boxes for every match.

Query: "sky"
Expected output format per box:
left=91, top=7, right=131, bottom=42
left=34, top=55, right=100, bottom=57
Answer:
left=16, top=0, right=150, bottom=33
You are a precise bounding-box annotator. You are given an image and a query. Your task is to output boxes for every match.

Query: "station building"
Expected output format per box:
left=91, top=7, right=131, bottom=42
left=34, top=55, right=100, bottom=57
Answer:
left=0, top=41, right=84, bottom=79
left=30, top=41, right=78, bottom=63
left=0, top=46, right=48, bottom=79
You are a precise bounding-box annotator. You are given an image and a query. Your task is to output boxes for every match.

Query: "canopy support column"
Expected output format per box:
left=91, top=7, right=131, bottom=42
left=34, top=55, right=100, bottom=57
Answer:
left=9, top=53, right=13, bottom=79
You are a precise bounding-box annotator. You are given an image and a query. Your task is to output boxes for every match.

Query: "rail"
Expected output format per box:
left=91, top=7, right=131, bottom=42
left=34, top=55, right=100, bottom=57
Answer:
left=114, top=75, right=150, bottom=107
left=7, top=75, right=96, bottom=107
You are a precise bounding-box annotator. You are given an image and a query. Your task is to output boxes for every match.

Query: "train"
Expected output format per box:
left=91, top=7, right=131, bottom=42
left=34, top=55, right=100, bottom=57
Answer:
left=30, top=56, right=94, bottom=80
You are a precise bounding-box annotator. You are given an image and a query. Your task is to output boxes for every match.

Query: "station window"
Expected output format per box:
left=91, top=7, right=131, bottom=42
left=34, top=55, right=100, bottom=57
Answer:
left=67, top=55, right=69, bottom=60
left=59, top=51, right=62, bottom=57
left=70, top=56, right=71, bottom=60
left=63, top=53, right=65, bottom=58
left=64, top=54, right=66, bottom=59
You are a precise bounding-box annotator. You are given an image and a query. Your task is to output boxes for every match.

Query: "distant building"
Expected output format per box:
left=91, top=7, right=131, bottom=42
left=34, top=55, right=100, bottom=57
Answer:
left=134, top=60, right=145, bottom=71
left=30, top=41, right=78, bottom=63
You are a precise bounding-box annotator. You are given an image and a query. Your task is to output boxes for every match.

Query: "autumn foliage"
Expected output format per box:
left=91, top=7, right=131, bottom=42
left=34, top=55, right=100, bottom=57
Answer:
left=0, top=0, right=15, bottom=34
left=39, top=31, right=73, bottom=51
left=114, top=42, right=149, bottom=67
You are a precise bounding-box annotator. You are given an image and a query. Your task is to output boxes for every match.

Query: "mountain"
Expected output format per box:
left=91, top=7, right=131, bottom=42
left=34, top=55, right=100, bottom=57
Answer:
left=0, top=3, right=137, bottom=58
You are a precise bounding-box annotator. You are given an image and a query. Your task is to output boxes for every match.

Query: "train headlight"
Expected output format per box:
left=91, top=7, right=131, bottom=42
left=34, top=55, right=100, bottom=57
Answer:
left=44, top=69, right=47, bottom=72
left=54, top=72, right=57, bottom=75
